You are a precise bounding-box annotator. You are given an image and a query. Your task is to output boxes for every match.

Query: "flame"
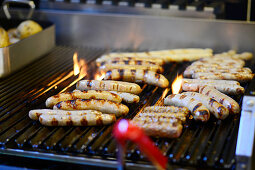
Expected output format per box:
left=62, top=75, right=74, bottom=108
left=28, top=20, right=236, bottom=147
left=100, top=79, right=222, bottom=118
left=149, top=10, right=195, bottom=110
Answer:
left=59, top=53, right=88, bottom=93
left=73, top=52, right=79, bottom=76
left=72, top=52, right=87, bottom=78
left=94, top=71, right=106, bottom=80
left=172, top=74, right=183, bottom=94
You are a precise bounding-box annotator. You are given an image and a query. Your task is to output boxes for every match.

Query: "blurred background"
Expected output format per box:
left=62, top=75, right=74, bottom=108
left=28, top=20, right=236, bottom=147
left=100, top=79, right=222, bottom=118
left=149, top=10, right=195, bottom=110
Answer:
left=0, top=0, right=254, bottom=21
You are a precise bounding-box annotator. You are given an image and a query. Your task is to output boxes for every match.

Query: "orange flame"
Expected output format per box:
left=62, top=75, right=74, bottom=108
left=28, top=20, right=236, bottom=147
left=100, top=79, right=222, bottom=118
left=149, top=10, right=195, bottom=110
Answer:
left=172, top=74, right=183, bottom=94
left=73, top=52, right=87, bottom=78
left=94, top=71, right=106, bottom=80
left=59, top=53, right=87, bottom=93
left=73, top=52, right=79, bottom=76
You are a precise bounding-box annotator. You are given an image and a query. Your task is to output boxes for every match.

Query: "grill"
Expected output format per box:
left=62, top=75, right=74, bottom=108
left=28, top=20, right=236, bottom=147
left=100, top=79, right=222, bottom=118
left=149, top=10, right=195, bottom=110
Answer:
left=0, top=45, right=254, bottom=169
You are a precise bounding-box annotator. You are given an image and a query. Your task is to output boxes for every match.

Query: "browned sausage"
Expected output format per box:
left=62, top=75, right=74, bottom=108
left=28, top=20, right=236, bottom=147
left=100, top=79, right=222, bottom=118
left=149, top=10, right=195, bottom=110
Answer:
left=136, top=112, right=187, bottom=123
left=99, top=64, right=164, bottom=73
left=76, top=80, right=142, bottom=94
left=29, top=109, right=102, bottom=120
left=46, top=90, right=122, bottom=108
left=53, top=99, right=129, bottom=117
left=142, top=106, right=190, bottom=116
left=182, top=82, right=245, bottom=95
left=199, top=85, right=240, bottom=114
left=39, top=114, right=116, bottom=126
left=164, top=94, right=210, bottom=122
left=193, top=72, right=254, bottom=82
left=104, top=69, right=169, bottom=88
left=182, top=92, right=229, bottom=119
left=131, top=118, right=183, bottom=138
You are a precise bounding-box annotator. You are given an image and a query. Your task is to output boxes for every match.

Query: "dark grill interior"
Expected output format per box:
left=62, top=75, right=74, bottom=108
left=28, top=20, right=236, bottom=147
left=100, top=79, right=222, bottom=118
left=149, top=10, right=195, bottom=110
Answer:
left=0, top=46, right=253, bottom=169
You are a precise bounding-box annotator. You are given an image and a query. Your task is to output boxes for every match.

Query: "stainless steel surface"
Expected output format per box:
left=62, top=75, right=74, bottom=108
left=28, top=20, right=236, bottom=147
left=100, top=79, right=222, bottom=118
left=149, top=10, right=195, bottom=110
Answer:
left=236, top=96, right=255, bottom=170
left=0, top=148, right=156, bottom=169
left=0, top=21, right=55, bottom=78
left=7, top=9, right=255, bottom=52
left=3, top=0, right=35, bottom=19
left=39, top=1, right=215, bottom=19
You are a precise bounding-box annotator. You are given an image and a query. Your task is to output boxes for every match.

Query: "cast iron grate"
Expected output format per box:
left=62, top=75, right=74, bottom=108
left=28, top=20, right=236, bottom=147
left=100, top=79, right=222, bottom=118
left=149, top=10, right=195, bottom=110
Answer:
left=0, top=46, right=253, bottom=169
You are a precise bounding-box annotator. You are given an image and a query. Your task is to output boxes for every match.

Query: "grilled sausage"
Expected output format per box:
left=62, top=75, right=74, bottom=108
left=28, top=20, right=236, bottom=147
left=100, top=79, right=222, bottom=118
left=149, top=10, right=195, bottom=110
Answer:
left=191, top=61, right=244, bottom=68
left=215, top=52, right=253, bottom=60
left=199, top=85, right=240, bottom=114
left=29, top=109, right=102, bottom=120
left=143, top=106, right=190, bottom=116
left=148, top=48, right=213, bottom=55
left=76, top=80, right=142, bottom=95
left=39, top=114, right=116, bottom=126
left=104, top=69, right=169, bottom=88
left=182, top=78, right=240, bottom=85
left=99, top=54, right=164, bottom=62
left=232, top=52, right=253, bottom=60
left=182, top=83, right=245, bottom=95
left=46, top=90, right=122, bottom=108
left=164, top=94, right=210, bottom=122
left=137, top=112, right=187, bottom=123
left=109, top=91, right=140, bottom=103
left=131, top=119, right=183, bottom=138
left=199, top=57, right=245, bottom=65
left=53, top=99, right=129, bottom=117
left=96, top=56, right=164, bottom=65
left=193, top=72, right=254, bottom=82
left=97, top=59, right=159, bottom=67
left=182, top=92, right=229, bottom=119
left=184, top=67, right=252, bottom=78
left=99, top=64, right=164, bottom=73
left=161, top=53, right=212, bottom=62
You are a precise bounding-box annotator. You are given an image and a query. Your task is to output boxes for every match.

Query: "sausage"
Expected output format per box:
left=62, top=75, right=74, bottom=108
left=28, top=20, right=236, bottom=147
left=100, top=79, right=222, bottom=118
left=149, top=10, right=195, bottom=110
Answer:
left=143, top=106, right=190, bottom=116
left=131, top=119, right=183, bottom=138
left=96, top=56, right=164, bottom=65
left=199, top=85, right=240, bottom=114
left=99, top=64, right=164, bottom=73
left=191, top=61, right=244, bottom=68
left=97, top=59, right=159, bottom=67
left=136, top=112, right=187, bottom=123
left=133, top=115, right=181, bottom=124
left=215, top=52, right=253, bottom=60
left=182, top=92, right=229, bottom=119
left=76, top=80, right=142, bottom=95
left=29, top=109, right=102, bottom=120
left=184, top=67, right=252, bottom=78
left=164, top=94, right=210, bottom=122
left=162, top=53, right=212, bottom=62
left=45, top=90, right=122, bottom=108
left=149, top=48, right=213, bottom=55
left=232, top=52, right=253, bottom=60
left=192, top=72, right=254, bottom=82
left=53, top=99, right=129, bottom=117
left=182, top=78, right=240, bottom=85
left=104, top=69, right=169, bottom=88
left=109, top=91, right=140, bottom=103
left=39, top=114, right=116, bottom=126
left=98, top=54, right=164, bottom=63
left=182, top=83, right=245, bottom=95
left=199, top=57, right=245, bottom=65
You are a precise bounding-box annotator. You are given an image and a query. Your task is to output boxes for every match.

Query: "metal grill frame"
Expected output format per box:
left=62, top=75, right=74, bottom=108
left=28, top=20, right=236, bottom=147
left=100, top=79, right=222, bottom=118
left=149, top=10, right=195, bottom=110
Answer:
left=0, top=45, right=254, bottom=169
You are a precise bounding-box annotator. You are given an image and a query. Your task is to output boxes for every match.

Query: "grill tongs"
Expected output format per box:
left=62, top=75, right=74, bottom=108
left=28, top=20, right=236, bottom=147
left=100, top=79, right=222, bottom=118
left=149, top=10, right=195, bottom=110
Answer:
left=113, top=119, right=172, bottom=170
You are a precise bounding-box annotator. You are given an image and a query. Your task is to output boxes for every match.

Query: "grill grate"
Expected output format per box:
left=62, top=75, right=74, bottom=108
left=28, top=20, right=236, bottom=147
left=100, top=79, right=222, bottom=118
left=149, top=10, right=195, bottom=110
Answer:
left=0, top=46, right=253, bottom=169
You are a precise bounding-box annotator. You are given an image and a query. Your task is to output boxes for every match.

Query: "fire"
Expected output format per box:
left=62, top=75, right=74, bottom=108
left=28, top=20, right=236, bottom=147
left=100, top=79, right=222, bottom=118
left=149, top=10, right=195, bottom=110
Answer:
left=73, top=52, right=79, bottom=76
left=94, top=71, right=106, bottom=80
left=172, top=74, right=183, bottom=94
left=72, top=52, right=87, bottom=78
left=59, top=53, right=87, bottom=93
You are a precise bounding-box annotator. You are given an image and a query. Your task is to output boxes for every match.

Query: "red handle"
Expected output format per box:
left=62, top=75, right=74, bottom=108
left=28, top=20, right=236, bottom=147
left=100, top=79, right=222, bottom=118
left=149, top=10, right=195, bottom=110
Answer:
left=113, top=119, right=168, bottom=170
